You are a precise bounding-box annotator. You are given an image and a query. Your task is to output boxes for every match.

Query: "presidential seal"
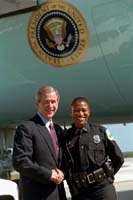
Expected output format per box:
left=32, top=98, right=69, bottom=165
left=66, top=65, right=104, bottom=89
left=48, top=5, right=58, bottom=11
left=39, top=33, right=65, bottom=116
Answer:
left=27, top=0, right=89, bottom=67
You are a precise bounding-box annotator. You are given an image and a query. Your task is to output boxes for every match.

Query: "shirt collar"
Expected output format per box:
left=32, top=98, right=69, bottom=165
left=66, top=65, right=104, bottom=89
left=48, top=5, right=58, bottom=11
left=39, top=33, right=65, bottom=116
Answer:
left=72, top=123, right=90, bottom=134
left=37, top=112, right=53, bottom=130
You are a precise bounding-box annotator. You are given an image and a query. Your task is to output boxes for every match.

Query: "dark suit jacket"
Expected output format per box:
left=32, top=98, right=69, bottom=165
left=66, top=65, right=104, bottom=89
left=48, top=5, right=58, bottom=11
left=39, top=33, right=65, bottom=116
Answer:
left=12, top=114, right=66, bottom=200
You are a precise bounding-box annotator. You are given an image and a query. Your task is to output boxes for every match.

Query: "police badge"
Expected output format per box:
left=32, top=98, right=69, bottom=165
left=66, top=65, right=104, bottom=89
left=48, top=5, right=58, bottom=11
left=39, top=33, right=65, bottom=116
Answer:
left=93, top=135, right=101, bottom=144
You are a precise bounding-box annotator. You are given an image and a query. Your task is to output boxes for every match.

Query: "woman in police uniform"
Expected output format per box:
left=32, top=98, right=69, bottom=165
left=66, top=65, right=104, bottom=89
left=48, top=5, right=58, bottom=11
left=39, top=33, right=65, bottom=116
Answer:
left=64, top=97, right=124, bottom=200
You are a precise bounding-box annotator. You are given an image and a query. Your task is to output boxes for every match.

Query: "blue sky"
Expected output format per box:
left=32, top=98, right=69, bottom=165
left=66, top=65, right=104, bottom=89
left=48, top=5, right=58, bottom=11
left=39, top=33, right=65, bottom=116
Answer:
left=104, top=123, right=133, bottom=152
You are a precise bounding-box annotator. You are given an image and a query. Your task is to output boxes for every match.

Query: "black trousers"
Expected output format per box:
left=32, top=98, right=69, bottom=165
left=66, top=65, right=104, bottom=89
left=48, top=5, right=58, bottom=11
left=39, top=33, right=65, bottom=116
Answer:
left=72, top=180, right=117, bottom=200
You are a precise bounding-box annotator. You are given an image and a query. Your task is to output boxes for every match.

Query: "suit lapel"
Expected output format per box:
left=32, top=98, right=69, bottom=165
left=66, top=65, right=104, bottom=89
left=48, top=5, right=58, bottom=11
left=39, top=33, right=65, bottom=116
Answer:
left=39, top=126, right=58, bottom=162
left=31, top=115, right=57, bottom=163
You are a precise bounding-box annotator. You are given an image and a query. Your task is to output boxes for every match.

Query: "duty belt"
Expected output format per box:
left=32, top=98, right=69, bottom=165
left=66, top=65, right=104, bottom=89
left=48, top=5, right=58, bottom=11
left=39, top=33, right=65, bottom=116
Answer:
left=72, top=168, right=106, bottom=189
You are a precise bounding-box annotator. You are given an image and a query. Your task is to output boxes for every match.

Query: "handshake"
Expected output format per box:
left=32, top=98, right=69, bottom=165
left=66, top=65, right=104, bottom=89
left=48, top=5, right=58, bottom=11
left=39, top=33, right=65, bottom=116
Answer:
left=50, top=168, right=64, bottom=184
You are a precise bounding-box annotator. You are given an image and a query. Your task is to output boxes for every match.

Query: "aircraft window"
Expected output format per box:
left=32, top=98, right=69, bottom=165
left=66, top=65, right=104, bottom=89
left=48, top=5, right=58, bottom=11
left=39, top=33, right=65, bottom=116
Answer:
left=0, top=0, right=37, bottom=17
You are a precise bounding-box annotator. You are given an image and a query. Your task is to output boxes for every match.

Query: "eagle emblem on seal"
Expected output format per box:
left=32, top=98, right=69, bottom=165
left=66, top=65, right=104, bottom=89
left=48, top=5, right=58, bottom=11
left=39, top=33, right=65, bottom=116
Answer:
left=44, top=18, right=72, bottom=51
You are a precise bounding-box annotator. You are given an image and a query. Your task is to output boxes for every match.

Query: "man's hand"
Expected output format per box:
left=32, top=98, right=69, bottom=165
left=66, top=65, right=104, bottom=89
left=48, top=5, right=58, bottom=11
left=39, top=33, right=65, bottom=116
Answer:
left=50, top=168, right=64, bottom=184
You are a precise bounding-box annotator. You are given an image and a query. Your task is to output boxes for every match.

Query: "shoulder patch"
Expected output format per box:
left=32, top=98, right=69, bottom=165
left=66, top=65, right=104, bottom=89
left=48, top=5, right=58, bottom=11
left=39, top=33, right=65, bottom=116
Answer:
left=106, top=129, right=114, bottom=140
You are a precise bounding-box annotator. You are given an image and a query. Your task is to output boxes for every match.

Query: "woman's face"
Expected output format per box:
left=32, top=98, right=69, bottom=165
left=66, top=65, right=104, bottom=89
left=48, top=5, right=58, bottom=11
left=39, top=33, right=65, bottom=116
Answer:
left=71, top=101, right=90, bottom=128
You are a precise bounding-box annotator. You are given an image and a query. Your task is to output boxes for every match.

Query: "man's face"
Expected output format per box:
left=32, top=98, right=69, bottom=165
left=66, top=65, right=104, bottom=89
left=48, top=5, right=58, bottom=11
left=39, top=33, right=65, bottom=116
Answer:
left=71, top=101, right=90, bottom=128
left=36, top=91, right=59, bottom=121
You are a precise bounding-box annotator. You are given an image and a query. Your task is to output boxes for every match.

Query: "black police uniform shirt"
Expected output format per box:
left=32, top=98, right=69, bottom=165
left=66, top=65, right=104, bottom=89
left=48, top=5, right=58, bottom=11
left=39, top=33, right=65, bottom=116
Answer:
left=65, top=123, right=124, bottom=174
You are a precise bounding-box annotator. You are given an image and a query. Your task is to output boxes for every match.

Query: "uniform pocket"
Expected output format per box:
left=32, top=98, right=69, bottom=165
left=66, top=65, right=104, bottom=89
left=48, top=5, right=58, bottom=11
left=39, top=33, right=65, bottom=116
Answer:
left=88, top=145, right=105, bottom=164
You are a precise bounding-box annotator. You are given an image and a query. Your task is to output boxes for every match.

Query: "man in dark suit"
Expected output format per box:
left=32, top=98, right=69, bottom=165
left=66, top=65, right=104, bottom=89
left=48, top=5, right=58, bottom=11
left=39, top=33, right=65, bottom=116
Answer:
left=12, top=85, right=67, bottom=200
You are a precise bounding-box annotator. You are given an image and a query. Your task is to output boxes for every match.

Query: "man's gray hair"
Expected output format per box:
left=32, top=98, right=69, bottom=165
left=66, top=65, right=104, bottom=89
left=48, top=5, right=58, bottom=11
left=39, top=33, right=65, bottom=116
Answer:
left=36, top=85, right=60, bottom=101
